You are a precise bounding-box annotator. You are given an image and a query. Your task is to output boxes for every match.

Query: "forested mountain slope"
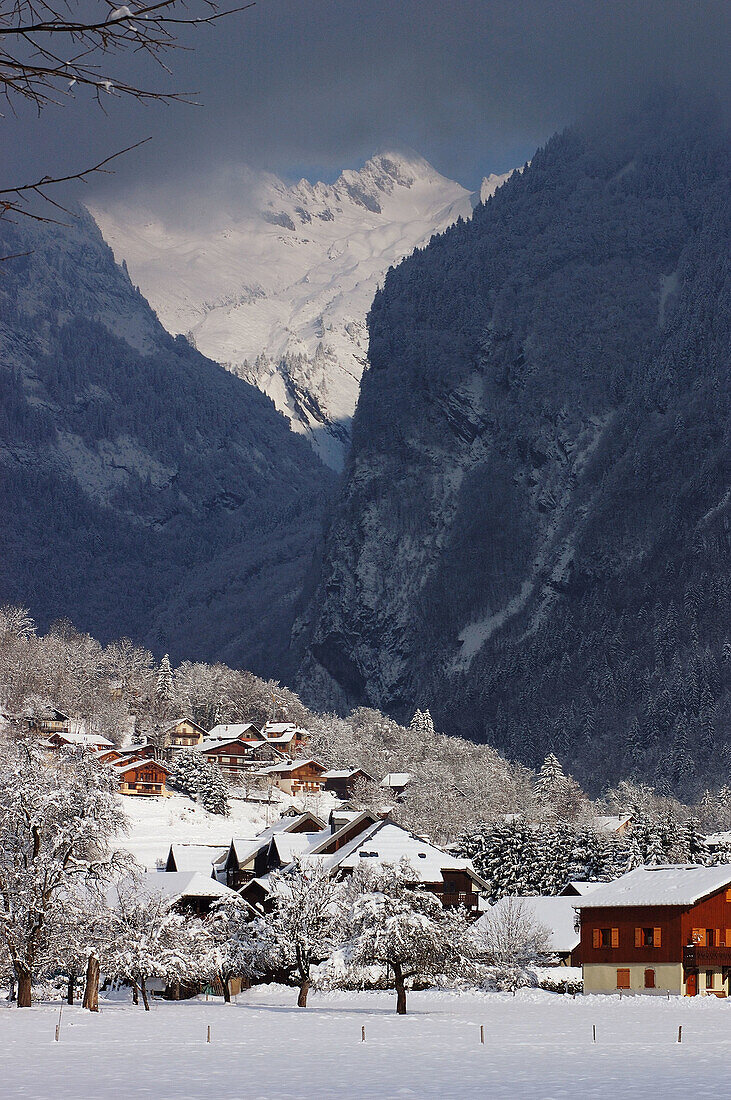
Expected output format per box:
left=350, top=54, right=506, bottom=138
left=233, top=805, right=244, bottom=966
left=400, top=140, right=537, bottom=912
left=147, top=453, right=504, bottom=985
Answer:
left=299, top=97, right=730, bottom=796
left=0, top=211, right=335, bottom=675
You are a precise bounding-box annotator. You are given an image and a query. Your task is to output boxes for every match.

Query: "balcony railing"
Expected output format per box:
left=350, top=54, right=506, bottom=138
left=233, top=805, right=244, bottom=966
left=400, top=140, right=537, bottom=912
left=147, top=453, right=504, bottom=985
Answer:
left=683, top=944, right=731, bottom=968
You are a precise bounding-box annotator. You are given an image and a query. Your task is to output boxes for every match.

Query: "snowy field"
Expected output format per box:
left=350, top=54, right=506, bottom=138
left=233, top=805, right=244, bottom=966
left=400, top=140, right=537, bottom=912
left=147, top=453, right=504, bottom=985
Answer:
left=2, top=987, right=729, bottom=1100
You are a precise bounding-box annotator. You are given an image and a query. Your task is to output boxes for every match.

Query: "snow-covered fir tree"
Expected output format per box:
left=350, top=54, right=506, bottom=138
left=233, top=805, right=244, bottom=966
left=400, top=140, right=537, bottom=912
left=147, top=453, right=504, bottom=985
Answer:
left=169, top=750, right=230, bottom=816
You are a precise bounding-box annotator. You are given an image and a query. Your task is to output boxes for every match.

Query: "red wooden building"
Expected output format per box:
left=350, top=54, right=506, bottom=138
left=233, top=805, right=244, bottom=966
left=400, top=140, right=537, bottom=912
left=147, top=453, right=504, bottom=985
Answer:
left=578, top=864, right=731, bottom=995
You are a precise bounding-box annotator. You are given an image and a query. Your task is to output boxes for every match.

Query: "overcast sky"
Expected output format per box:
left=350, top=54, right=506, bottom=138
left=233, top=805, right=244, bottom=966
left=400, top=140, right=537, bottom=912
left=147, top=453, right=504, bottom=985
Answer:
left=4, top=0, right=730, bottom=201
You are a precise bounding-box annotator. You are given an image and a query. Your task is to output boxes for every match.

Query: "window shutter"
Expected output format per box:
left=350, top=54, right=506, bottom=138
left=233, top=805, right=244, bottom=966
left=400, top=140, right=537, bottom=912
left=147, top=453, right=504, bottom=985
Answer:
left=692, top=928, right=705, bottom=945
left=726, top=929, right=731, bottom=947
left=635, top=927, right=642, bottom=948
left=654, top=927, right=661, bottom=948
left=611, top=927, right=619, bottom=948
left=593, top=929, right=601, bottom=949
left=715, top=929, right=720, bottom=948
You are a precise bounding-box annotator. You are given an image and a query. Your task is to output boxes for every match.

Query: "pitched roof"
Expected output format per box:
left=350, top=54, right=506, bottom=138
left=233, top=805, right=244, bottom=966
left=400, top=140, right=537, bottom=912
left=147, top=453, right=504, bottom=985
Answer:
left=380, top=772, right=413, bottom=788
left=167, top=844, right=228, bottom=874
left=560, top=881, right=605, bottom=896
left=207, top=723, right=262, bottom=741
left=113, top=757, right=171, bottom=775
left=577, top=864, right=731, bottom=908
left=595, top=815, right=632, bottom=832
left=199, top=736, right=254, bottom=753
left=322, top=768, right=373, bottom=780
left=140, top=871, right=238, bottom=901
left=53, top=729, right=114, bottom=747
left=477, top=895, right=580, bottom=955
left=257, top=759, right=326, bottom=775
left=322, top=819, right=488, bottom=889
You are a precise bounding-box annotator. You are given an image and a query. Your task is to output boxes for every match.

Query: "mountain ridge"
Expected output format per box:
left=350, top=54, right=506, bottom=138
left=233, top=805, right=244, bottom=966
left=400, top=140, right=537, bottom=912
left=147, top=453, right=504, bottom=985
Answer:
left=90, top=152, right=512, bottom=469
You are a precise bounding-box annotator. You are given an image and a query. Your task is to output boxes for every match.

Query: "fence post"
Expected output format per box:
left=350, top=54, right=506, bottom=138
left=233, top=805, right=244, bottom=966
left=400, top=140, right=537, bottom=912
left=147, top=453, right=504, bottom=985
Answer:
left=55, top=1007, right=62, bottom=1042
left=207, top=1025, right=211, bottom=1044
left=480, top=1025, right=485, bottom=1045
left=677, top=1025, right=682, bottom=1044
left=592, top=1024, right=596, bottom=1043
left=361, top=1025, right=366, bottom=1043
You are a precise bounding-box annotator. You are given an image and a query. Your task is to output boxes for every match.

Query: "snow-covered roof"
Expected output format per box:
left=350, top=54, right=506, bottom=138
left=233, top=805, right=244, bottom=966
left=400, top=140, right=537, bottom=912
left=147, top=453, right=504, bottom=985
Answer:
left=263, top=723, right=300, bottom=734
left=323, top=820, right=487, bottom=888
left=477, top=896, right=581, bottom=954
left=113, top=757, right=171, bottom=774
left=595, top=815, right=632, bottom=832
left=167, top=843, right=228, bottom=874
left=141, top=870, right=237, bottom=901
left=561, top=881, right=605, bottom=896
left=380, top=772, right=412, bottom=788
left=322, top=768, right=368, bottom=780
left=577, top=864, right=731, bottom=908
left=199, top=736, right=253, bottom=753
left=258, top=759, right=325, bottom=775
left=54, top=729, right=114, bottom=747
left=229, top=812, right=328, bottom=866
left=273, top=832, right=329, bottom=862
left=207, top=723, right=261, bottom=741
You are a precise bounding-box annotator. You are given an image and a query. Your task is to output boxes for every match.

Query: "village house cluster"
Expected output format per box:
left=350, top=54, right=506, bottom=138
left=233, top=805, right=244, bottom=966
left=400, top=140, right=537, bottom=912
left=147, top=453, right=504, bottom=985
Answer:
left=24, top=706, right=731, bottom=1000
left=34, top=708, right=392, bottom=802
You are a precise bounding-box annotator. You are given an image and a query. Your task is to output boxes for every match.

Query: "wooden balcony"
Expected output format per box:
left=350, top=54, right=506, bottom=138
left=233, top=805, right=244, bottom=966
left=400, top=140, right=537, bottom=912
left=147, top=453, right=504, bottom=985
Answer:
left=683, top=944, right=731, bottom=968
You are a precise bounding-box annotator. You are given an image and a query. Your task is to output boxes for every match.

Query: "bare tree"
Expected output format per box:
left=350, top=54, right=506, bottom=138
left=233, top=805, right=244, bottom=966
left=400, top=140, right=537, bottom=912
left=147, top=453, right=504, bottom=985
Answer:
left=0, top=0, right=252, bottom=223
left=473, top=897, right=552, bottom=972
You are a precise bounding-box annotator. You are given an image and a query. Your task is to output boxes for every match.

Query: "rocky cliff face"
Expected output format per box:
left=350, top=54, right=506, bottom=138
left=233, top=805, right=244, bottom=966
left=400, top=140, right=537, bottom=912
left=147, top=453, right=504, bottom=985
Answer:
left=0, top=210, right=335, bottom=675
left=299, top=98, right=730, bottom=795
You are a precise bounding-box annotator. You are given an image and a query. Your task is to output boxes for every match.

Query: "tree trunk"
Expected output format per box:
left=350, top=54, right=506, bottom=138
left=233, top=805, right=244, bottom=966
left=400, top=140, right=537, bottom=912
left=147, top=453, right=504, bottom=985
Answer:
left=392, top=961, right=407, bottom=1015
left=297, top=977, right=310, bottom=1008
left=16, top=967, right=32, bottom=1008
left=67, top=973, right=75, bottom=1005
left=82, top=956, right=100, bottom=1012
left=222, top=978, right=231, bottom=1004
left=132, top=983, right=139, bottom=1005
left=140, top=976, right=150, bottom=1011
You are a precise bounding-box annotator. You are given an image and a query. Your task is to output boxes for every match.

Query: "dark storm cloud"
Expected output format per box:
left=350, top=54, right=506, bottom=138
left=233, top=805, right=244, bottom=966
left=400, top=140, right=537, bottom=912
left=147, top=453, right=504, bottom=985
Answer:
left=3, top=0, right=729, bottom=199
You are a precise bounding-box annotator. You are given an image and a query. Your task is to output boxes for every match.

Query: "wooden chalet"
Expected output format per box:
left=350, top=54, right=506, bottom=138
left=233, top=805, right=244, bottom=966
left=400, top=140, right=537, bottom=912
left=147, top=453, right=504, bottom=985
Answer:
left=218, top=811, right=328, bottom=890
left=578, top=864, right=731, bottom=995
left=115, top=757, right=171, bottom=797
left=164, top=717, right=207, bottom=750
left=199, top=736, right=258, bottom=777
left=322, top=767, right=376, bottom=801
left=379, top=772, right=413, bottom=800
left=238, top=810, right=487, bottom=916
left=29, top=707, right=70, bottom=737
left=261, top=723, right=310, bottom=756
left=47, top=727, right=115, bottom=752
left=257, top=758, right=327, bottom=795
left=207, top=722, right=264, bottom=744
left=165, top=843, right=228, bottom=876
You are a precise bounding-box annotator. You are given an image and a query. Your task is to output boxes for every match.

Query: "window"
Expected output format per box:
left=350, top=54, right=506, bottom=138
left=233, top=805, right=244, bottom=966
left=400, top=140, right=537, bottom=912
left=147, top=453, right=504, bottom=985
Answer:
left=644, top=969, right=655, bottom=989
left=593, top=927, right=619, bottom=948
left=617, top=969, right=631, bottom=989
left=706, top=929, right=715, bottom=947
left=635, top=927, right=662, bottom=947
left=706, top=970, right=715, bottom=989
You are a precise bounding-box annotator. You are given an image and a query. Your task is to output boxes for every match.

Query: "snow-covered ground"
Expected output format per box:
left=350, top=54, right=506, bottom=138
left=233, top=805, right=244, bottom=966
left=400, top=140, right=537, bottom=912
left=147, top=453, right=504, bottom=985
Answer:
left=2, top=987, right=728, bottom=1099
left=118, top=790, right=339, bottom=869
left=90, top=154, right=511, bottom=469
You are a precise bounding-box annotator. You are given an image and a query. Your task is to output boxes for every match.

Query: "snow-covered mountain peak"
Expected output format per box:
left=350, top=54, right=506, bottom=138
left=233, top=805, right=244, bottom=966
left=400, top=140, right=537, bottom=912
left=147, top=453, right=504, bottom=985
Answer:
left=90, top=154, right=512, bottom=469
